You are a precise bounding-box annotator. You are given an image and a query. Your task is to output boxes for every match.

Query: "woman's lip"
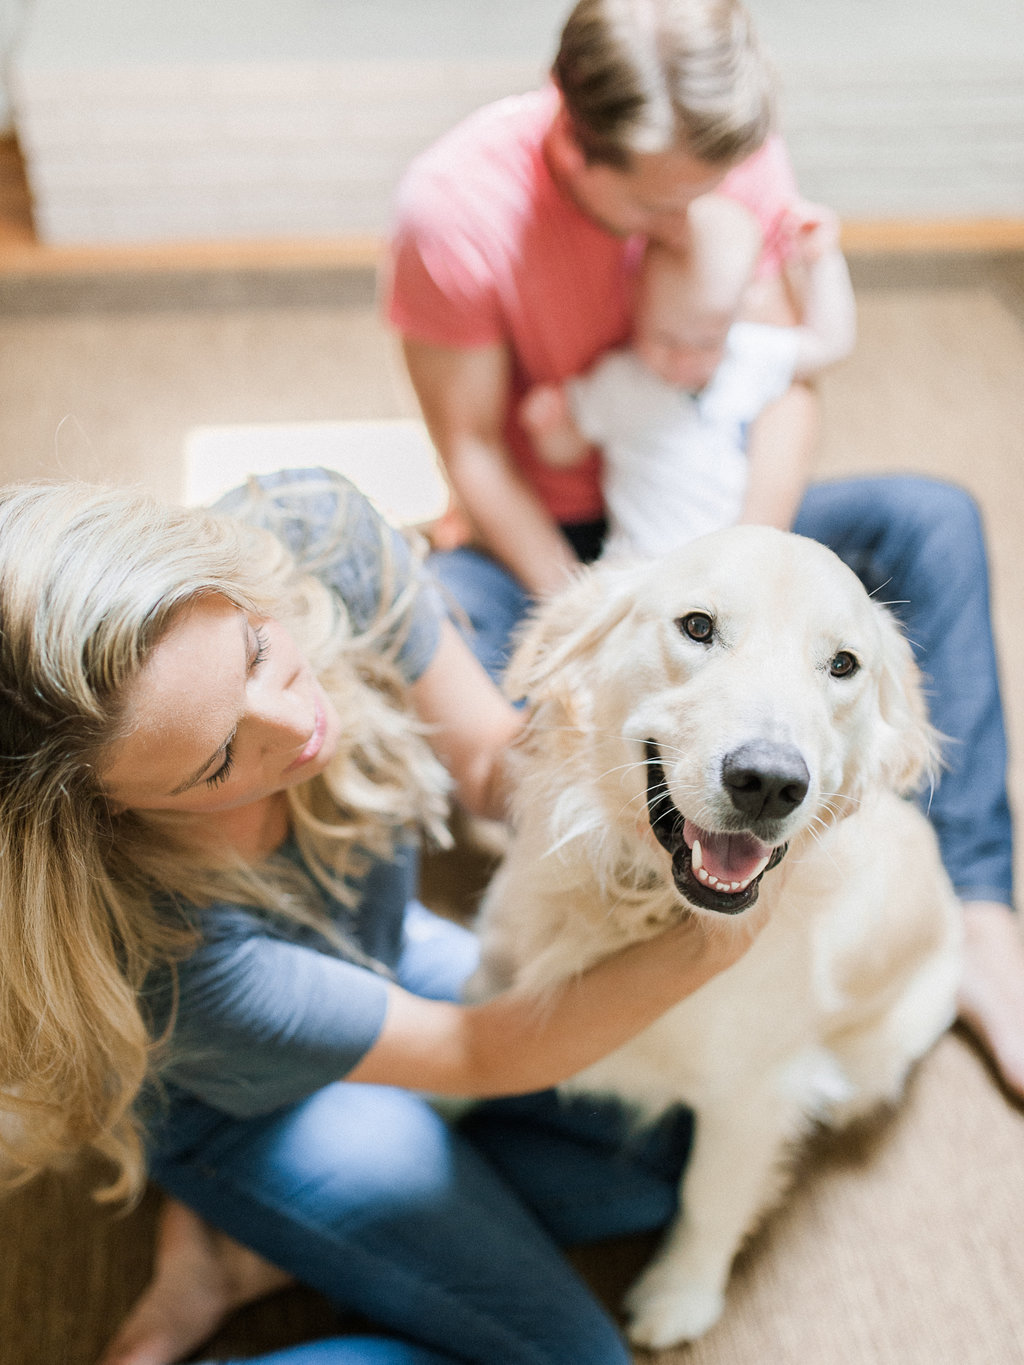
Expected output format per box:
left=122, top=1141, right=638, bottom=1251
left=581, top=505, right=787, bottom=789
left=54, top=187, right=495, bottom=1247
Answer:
left=286, top=698, right=327, bottom=772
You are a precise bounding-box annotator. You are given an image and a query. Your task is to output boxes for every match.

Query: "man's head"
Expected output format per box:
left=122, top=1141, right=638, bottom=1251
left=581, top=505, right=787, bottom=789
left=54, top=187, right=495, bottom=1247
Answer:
left=549, top=0, right=774, bottom=242
left=633, top=194, right=761, bottom=389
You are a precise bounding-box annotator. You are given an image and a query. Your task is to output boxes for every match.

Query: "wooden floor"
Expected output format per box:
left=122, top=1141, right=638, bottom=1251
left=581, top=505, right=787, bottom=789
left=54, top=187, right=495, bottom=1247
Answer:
left=3, top=133, right=1024, bottom=276
left=1, top=249, right=1023, bottom=1362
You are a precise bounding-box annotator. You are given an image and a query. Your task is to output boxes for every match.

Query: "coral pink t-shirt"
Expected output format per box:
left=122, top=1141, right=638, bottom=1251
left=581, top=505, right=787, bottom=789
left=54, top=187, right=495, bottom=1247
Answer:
left=386, top=85, right=800, bottom=524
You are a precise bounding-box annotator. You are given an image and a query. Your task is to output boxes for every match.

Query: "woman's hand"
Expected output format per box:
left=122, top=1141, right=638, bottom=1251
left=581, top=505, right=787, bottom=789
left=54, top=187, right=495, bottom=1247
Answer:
left=409, top=619, right=523, bottom=821
left=346, top=907, right=765, bottom=1097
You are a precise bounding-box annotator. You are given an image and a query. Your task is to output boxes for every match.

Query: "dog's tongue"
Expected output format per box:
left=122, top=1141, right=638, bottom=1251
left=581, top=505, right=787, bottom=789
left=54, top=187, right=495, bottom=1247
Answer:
left=682, top=820, right=771, bottom=883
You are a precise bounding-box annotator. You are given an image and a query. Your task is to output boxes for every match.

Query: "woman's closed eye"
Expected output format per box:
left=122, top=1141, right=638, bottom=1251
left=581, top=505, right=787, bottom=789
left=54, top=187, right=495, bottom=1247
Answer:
left=203, top=624, right=271, bottom=788
left=205, top=743, right=235, bottom=788
left=250, top=623, right=271, bottom=671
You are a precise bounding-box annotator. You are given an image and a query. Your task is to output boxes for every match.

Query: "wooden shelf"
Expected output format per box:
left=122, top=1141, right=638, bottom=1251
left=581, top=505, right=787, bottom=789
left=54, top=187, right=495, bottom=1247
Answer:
left=3, top=134, right=1023, bottom=277
left=0, top=136, right=383, bottom=274
left=841, top=217, right=1024, bottom=255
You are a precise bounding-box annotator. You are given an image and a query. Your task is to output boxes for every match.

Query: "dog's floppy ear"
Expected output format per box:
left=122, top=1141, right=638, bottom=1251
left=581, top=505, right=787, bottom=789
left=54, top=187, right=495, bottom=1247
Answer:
left=870, top=601, right=943, bottom=796
left=504, top=562, right=636, bottom=705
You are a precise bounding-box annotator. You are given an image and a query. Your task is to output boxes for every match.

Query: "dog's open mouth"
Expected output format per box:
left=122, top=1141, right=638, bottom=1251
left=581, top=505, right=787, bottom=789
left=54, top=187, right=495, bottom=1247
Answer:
left=644, top=739, right=788, bottom=914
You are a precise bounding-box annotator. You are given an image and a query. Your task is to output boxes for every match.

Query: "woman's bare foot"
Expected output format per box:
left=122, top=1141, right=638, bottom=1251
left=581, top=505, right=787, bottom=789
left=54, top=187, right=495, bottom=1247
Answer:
left=97, top=1199, right=294, bottom=1365
left=957, top=900, right=1024, bottom=1101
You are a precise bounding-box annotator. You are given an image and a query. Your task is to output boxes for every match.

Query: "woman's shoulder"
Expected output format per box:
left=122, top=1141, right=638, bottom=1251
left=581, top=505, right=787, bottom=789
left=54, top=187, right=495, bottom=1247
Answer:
left=212, top=466, right=381, bottom=564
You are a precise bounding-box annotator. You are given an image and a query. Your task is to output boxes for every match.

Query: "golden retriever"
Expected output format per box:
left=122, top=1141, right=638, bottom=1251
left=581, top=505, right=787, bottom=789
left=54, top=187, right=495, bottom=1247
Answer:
left=466, top=525, right=962, bottom=1348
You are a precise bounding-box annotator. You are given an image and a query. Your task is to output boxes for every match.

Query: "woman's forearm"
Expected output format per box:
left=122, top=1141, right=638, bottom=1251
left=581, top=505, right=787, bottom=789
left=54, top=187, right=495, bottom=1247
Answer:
left=345, top=913, right=758, bottom=1096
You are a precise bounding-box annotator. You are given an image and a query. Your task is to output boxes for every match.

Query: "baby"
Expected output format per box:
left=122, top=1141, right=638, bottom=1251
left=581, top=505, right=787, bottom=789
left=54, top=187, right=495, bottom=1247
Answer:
left=519, top=193, right=855, bottom=560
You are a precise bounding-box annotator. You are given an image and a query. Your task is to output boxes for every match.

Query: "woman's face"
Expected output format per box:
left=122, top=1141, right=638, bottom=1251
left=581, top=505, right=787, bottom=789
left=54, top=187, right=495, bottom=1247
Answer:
left=102, top=594, right=342, bottom=816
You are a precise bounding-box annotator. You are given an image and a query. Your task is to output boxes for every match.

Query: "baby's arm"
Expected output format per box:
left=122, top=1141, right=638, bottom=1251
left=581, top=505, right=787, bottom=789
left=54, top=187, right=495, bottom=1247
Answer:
left=781, top=203, right=857, bottom=379
left=737, top=380, right=819, bottom=531
left=518, top=382, right=591, bottom=468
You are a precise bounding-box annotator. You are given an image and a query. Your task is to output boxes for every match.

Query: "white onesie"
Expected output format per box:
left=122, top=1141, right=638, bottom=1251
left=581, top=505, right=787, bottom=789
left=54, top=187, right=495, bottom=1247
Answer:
left=567, top=321, right=800, bottom=559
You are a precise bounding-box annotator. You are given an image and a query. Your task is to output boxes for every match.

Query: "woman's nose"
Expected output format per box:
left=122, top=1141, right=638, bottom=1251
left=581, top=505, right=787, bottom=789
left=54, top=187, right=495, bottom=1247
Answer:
left=251, top=683, right=312, bottom=748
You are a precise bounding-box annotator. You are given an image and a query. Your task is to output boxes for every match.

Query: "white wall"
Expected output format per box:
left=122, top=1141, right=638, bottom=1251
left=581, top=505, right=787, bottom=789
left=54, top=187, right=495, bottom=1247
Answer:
left=0, top=0, right=29, bottom=132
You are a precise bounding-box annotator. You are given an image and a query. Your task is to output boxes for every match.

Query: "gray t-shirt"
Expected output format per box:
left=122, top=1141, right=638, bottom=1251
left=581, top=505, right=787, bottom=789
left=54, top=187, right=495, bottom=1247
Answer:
left=141, top=468, right=450, bottom=1119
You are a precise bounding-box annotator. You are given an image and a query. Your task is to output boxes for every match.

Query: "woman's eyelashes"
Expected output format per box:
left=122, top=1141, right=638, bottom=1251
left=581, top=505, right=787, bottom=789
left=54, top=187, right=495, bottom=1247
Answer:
left=250, top=623, right=271, bottom=671
left=205, top=744, right=235, bottom=788
left=204, top=625, right=270, bottom=789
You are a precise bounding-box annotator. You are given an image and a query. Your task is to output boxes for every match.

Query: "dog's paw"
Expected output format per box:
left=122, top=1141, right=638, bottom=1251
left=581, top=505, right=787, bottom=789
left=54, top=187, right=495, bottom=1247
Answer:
left=624, top=1267, right=726, bottom=1347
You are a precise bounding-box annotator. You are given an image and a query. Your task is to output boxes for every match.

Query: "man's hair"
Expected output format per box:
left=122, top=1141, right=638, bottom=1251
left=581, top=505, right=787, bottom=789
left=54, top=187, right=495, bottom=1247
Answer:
left=553, top=0, right=775, bottom=169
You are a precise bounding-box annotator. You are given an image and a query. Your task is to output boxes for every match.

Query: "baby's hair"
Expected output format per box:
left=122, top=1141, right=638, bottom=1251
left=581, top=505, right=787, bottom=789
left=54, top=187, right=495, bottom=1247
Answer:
left=554, top=0, right=775, bottom=169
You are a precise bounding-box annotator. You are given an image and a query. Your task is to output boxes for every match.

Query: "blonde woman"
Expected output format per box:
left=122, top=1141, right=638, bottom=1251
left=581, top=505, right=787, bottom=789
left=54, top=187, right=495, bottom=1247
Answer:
left=0, top=468, right=761, bottom=1365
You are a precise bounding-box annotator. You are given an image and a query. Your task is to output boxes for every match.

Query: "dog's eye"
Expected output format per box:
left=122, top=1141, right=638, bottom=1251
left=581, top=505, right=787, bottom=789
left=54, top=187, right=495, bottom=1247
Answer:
left=678, top=612, right=714, bottom=644
left=828, top=650, right=859, bottom=678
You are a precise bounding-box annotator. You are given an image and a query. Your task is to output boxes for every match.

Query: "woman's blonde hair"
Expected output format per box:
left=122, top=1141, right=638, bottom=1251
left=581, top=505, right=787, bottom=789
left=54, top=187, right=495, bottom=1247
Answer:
left=554, top=0, right=775, bottom=168
left=0, top=474, right=449, bottom=1202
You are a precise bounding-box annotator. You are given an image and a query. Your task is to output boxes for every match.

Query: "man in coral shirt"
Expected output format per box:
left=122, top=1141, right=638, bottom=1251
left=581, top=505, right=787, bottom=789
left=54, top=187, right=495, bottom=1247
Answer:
left=386, top=0, right=1024, bottom=1098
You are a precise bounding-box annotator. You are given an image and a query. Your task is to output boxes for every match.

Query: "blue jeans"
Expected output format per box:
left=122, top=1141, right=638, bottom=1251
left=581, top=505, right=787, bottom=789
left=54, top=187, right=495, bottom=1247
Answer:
left=148, top=909, right=692, bottom=1365
left=431, top=475, right=1014, bottom=906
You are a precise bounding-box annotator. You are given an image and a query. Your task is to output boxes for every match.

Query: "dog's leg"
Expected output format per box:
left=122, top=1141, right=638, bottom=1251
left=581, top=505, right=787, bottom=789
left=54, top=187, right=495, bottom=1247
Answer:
left=625, top=1085, right=805, bottom=1348
left=827, top=937, right=961, bottom=1126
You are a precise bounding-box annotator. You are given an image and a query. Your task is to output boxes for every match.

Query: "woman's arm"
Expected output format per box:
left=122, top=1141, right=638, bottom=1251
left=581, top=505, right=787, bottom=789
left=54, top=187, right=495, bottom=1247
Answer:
left=346, top=910, right=756, bottom=1096
left=409, top=618, right=523, bottom=821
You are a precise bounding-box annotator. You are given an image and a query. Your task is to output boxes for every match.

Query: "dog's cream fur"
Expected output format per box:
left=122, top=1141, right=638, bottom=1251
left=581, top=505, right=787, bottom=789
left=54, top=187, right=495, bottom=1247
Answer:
left=466, top=526, right=962, bottom=1348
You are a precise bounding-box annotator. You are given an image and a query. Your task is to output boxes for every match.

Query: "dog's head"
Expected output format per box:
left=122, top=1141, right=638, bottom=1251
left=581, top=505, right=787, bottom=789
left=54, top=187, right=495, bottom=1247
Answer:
left=507, top=526, right=939, bottom=918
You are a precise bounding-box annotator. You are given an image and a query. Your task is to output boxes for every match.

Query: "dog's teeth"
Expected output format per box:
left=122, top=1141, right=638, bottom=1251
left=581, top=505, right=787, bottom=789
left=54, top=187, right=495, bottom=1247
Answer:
left=750, top=854, right=771, bottom=881
left=691, top=839, right=704, bottom=873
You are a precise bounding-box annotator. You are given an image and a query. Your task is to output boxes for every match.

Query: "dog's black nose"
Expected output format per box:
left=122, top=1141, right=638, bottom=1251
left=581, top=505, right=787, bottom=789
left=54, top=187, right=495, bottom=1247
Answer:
left=721, top=742, right=809, bottom=820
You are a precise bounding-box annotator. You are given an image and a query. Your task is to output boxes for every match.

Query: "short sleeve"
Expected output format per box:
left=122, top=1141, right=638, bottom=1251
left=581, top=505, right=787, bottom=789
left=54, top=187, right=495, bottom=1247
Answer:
left=384, top=135, right=507, bottom=349
left=213, top=468, right=442, bottom=685
left=386, top=208, right=505, bottom=349
left=719, top=135, right=802, bottom=277
left=144, top=906, right=391, bottom=1118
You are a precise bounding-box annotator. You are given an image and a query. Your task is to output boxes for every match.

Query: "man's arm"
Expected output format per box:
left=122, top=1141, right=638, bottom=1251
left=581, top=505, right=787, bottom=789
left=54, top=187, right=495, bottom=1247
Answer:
left=403, top=336, right=580, bottom=597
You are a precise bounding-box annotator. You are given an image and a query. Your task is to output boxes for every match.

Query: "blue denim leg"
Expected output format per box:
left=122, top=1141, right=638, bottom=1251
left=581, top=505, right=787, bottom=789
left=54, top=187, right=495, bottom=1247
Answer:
left=794, top=475, right=1014, bottom=905
left=428, top=547, right=531, bottom=685
left=393, top=901, right=482, bottom=1002
left=148, top=1082, right=638, bottom=1365
left=215, top=1338, right=451, bottom=1364
left=461, top=1089, right=690, bottom=1245
left=391, top=910, right=689, bottom=1242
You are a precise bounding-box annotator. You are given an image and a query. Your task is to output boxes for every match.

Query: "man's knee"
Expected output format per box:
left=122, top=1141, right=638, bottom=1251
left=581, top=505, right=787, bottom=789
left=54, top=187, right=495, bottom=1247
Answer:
left=890, top=479, right=987, bottom=583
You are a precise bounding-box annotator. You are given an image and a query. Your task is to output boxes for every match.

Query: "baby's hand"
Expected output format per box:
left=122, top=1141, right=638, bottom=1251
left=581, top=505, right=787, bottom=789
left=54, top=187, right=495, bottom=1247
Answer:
left=519, top=383, right=572, bottom=437
left=782, top=199, right=841, bottom=267
left=518, top=383, right=590, bottom=467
